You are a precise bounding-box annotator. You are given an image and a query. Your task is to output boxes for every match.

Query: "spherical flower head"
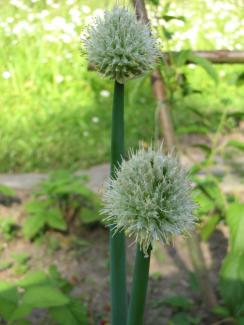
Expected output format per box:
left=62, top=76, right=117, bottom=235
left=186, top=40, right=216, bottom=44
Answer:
left=83, top=6, right=159, bottom=84
left=102, top=147, right=197, bottom=255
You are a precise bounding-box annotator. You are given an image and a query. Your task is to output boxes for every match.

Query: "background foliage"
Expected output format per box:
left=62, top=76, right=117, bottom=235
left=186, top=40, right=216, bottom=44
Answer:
left=0, top=0, right=243, bottom=172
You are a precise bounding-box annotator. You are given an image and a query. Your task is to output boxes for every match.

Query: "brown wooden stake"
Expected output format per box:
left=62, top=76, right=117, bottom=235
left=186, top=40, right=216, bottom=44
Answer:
left=132, top=0, right=218, bottom=308
left=151, top=69, right=177, bottom=151
left=162, top=50, right=244, bottom=64
left=133, top=0, right=177, bottom=151
left=88, top=50, right=244, bottom=71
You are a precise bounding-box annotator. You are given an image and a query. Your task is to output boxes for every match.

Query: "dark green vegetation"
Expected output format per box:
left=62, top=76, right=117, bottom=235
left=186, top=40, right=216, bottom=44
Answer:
left=0, top=265, right=89, bottom=325
left=23, top=170, right=101, bottom=240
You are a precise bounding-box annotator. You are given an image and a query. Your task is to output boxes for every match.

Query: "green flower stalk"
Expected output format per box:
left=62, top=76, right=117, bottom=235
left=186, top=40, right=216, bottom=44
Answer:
left=83, top=6, right=159, bottom=324
left=102, top=147, right=197, bottom=324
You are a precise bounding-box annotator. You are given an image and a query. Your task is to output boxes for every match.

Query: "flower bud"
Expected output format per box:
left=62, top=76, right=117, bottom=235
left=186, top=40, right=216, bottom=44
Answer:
left=83, top=7, right=159, bottom=84
left=102, top=147, right=197, bottom=254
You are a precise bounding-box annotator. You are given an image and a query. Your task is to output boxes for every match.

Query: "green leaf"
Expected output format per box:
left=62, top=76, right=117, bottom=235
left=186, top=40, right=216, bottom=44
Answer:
left=212, top=305, right=231, bottom=317
left=162, top=15, right=185, bottom=22
left=0, top=282, right=19, bottom=321
left=226, top=203, right=244, bottom=253
left=220, top=252, right=244, bottom=316
left=153, top=295, right=192, bottom=311
left=10, top=305, right=33, bottom=321
left=46, top=208, right=67, bottom=231
left=200, top=215, right=221, bottom=241
left=173, top=50, right=192, bottom=67
left=23, top=215, right=45, bottom=240
left=13, top=264, right=29, bottom=275
left=21, top=286, right=70, bottom=308
left=162, top=27, right=174, bottom=40
left=49, top=298, right=88, bottom=325
left=187, top=53, right=218, bottom=83
left=18, top=271, right=50, bottom=288
left=193, top=176, right=225, bottom=215
left=12, top=252, right=31, bottom=265
left=227, top=140, right=244, bottom=151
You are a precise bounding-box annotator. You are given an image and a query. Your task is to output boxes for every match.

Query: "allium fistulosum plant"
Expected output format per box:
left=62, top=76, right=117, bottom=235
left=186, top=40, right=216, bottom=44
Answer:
left=83, top=6, right=158, bottom=325
left=102, top=147, right=197, bottom=325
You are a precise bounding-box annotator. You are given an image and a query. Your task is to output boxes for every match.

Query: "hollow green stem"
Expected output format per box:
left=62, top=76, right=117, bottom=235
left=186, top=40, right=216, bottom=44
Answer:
left=127, top=244, right=151, bottom=325
left=110, top=80, right=127, bottom=325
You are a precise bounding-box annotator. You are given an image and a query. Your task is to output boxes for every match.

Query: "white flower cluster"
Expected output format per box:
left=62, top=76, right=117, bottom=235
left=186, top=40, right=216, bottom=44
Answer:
left=83, top=7, right=159, bottom=84
left=102, top=147, right=197, bottom=254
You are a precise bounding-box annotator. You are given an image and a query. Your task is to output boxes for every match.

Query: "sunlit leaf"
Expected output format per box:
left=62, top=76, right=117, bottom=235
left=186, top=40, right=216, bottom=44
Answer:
left=226, top=203, right=244, bottom=253
left=187, top=53, right=218, bottom=83
left=227, top=140, right=244, bottom=151
left=200, top=215, right=220, bottom=241
left=220, top=252, right=244, bottom=316
left=21, top=286, right=69, bottom=308
left=49, top=297, right=89, bottom=325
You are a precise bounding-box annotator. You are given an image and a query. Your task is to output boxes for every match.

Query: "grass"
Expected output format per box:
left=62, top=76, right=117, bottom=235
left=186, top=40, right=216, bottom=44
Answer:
left=0, top=0, right=243, bottom=172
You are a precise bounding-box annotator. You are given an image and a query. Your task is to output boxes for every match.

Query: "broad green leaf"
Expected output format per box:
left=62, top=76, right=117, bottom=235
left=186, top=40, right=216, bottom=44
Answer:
left=10, top=305, right=33, bottom=321
left=46, top=208, right=67, bottom=231
left=23, top=215, right=45, bottom=239
left=18, top=271, right=50, bottom=288
left=0, top=282, right=19, bottom=320
left=226, top=203, right=244, bottom=252
left=187, top=53, right=218, bottom=83
left=220, top=252, right=244, bottom=316
left=22, top=286, right=69, bottom=308
left=200, top=215, right=220, bottom=241
left=49, top=298, right=88, bottom=325
left=0, top=281, right=19, bottom=303
left=12, top=252, right=31, bottom=265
